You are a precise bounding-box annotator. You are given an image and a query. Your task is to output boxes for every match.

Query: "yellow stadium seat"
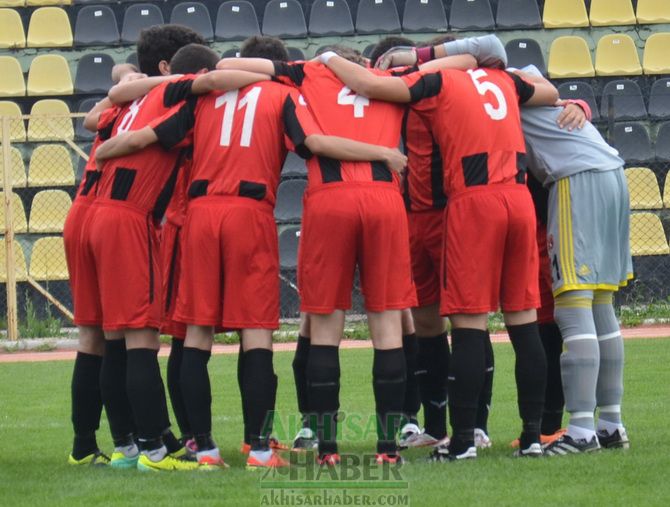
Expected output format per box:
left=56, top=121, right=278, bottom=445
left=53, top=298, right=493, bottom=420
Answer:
left=595, top=34, right=642, bottom=76
left=0, top=101, right=26, bottom=142
left=543, top=0, right=588, bottom=28
left=0, top=239, right=28, bottom=283
left=637, top=0, right=670, bottom=24
left=625, top=168, right=663, bottom=210
left=589, top=0, right=636, bottom=26
left=0, top=147, right=27, bottom=188
left=643, top=33, right=670, bottom=75
left=0, top=8, right=26, bottom=48
left=27, top=0, right=71, bottom=5
left=29, top=236, right=68, bottom=280
left=0, top=192, right=28, bottom=233
left=28, top=145, right=75, bottom=187
left=630, top=212, right=670, bottom=255
left=27, top=100, right=73, bottom=141
left=26, top=7, right=72, bottom=48
left=0, top=1, right=25, bottom=6
left=27, top=54, right=73, bottom=96
left=29, top=190, right=71, bottom=233
left=663, top=174, right=670, bottom=208
left=0, top=56, right=25, bottom=97
left=548, top=36, right=595, bottom=79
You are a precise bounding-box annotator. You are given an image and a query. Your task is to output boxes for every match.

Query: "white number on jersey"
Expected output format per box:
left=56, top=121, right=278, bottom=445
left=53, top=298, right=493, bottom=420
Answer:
left=215, top=87, right=262, bottom=147
left=116, top=96, right=147, bottom=134
left=337, top=86, right=369, bottom=118
left=467, top=69, right=508, bottom=121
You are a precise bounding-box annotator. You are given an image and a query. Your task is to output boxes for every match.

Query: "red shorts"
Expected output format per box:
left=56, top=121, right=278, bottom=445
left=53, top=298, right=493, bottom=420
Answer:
left=536, top=221, right=555, bottom=324
left=408, top=209, right=443, bottom=307
left=299, top=184, right=417, bottom=313
left=441, top=185, right=540, bottom=315
left=76, top=199, right=163, bottom=330
left=174, top=196, right=280, bottom=329
left=160, top=220, right=186, bottom=339
left=64, top=200, right=98, bottom=325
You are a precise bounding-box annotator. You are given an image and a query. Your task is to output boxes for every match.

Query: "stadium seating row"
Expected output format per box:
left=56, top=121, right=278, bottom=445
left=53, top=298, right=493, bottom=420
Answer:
left=611, top=122, right=670, bottom=164
left=626, top=167, right=670, bottom=210
left=1, top=144, right=76, bottom=187
left=0, top=100, right=76, bottom=141
left=0, top=190, right=71, bottom=233
left=0, top=236, right=67, bottom=282
left=1, top=0, right=670, bottom=49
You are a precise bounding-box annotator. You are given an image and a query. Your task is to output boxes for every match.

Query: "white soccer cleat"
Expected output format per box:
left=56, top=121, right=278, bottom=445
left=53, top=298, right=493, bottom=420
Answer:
left=399, top=423, right=439, bottom=449
left=474, top=428, right=492, bottom=449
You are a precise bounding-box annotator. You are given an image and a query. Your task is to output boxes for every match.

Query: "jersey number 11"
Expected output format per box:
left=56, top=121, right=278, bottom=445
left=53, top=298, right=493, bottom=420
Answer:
left=215, top=87, right=262, bottom=147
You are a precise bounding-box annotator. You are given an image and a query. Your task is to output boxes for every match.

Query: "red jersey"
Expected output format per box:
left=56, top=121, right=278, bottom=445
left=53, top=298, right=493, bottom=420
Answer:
left=164, top=153, right=191, bottom=227
left=273, top=61, right=405, bottom=189
left=96, top=75, right=197, bottom=219
left=401, top=68, right=534, bottom=196
left=155, top=81, right=321, bottom=207
left=75, top=106, right=121, bottom=203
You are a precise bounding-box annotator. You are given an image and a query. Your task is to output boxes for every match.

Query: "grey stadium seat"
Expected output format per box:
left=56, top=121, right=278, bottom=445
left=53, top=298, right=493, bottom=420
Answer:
left=221, top=48, right=240, bottom=58
left=600, top=79, right=647, bottom=121
left=75, top=53, right=115, bottom=94
left=656, top=122, right=670, bottom=162
left=74, top=6, right=119, bottom=46
left=449, top=0, right=495, bottom=30
left=402, top=0, right=448, bottom=33
left=262, top=0, right=307, bottom=38
left=279, top=226, right=301, bottom=269
left=275, top=179, right=306, bottom=222
left=287, top=47, right=305, bottom=61
left=649, top=78, right=670, bottom=120
left=74, top=98, right=102, bottom=141
left=505, top=39, right=546, bottom=76
left=216, top=1, right=260, bottom=41
left=495, top=0, right=542, bottom=29
left=611, top=123, right=653, bottom=165
left=126, top=52, right=138, bottom=67
left=309, top=0, right=354, bottom=37
left=557, top=81, right=600, bottom=122
left=121, top=4, right=164, bottom=44
left=170, top=2, right=214, bottom=40
left=355, top=0, right=401, bottom=35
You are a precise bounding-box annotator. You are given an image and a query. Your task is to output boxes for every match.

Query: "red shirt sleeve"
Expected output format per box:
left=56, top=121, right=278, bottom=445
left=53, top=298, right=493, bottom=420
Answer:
left=401, top=69, right=443, bottom=113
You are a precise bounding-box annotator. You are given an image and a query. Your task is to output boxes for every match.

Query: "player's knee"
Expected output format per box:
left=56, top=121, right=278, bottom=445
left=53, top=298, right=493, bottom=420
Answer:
left=78, top=325, right=105, bottom=355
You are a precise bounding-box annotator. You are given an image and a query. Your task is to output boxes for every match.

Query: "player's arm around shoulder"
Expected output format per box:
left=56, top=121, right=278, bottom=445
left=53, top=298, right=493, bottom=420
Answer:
left=215, top=57, right=276, bottom=75
left=512, top=69, right=559, bottom=106
left=95, top=126, right=159, bottom=163
left=191, top=69, right=271, bottom=94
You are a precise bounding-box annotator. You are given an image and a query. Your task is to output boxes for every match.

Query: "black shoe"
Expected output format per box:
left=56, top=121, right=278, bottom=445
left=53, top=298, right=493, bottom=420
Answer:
left=597, top=428, right=630, bottom=449
left=544, top=434, right=600, bottom=456
left=427, top=443, right=476, bottom=462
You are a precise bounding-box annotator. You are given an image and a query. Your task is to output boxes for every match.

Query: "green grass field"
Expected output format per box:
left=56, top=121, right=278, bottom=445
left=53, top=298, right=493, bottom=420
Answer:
left=1, top=339, right=669, bottom=506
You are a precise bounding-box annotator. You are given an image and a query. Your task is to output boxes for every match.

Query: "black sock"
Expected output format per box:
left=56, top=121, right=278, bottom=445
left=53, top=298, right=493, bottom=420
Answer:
left=167, top=338, right=191, bottom=438
left=507, top=322, right=547, bottom=448
left=293, top=335, right=311, bottom=428
left=242, top=348, right=276, bottom=451
left=71, top=352, right=103, bottom=459
left=237, top=343, right=249, bottom=444
left=126, top=348, right=169, bottom=447
left=99, top=340, right=135, bottom=445
left=180, top=347, right=214, bottom=450
left=306, top=345, right=340, bottom=455
left=156, top=370, right=180, bottom=453
left=373, top=348, right=406, bottom=455
left=416, top=333, right=449, bottom=440
left=475, top=332, right=494, bottom=433
left=539, top=322, right=564, bottom=435
left=401, top=334, right=420, bottom=424
left=448, top=329, right=486, bottom=454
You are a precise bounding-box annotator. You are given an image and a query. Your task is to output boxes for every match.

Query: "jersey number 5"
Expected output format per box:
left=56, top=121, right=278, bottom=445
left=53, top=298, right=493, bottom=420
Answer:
left=468, top=69, right=507, bottom=121
left=337, top=86, right=369, bottom=118
left=215, top=87, right=262, bottom=147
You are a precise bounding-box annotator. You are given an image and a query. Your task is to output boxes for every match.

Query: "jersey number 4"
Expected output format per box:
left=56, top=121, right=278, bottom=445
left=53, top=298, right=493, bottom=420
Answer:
left=468, top=69, right=507, bottom=121
left=215, top=87, right=262, bottom=147
left=337, top=86, right=369, bottom=118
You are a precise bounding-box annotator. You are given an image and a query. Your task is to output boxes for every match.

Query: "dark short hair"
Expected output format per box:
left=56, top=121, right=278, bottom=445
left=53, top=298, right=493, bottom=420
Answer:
left=421, top=34, right=457, bottom=47
left=315, top=44, right=366, bottom=67
left=240, top=35, right=289, bottom=62
left=170, top=44, right=220, bottom=74
left=137, top=24, right=207, bottom=76
left=369, top=36, right=415, bottom=67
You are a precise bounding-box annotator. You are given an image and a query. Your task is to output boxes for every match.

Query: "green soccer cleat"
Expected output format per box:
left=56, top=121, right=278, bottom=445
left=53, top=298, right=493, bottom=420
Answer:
left=110, top=450, right=140, bottom=469
left=68, top=450, right=111, bottom=467
left=137, top=453, right=200, bottom=472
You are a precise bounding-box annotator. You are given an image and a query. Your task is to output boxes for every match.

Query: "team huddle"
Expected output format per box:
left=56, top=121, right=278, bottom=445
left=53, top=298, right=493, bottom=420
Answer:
left=64, top=24, right=632, bottom=471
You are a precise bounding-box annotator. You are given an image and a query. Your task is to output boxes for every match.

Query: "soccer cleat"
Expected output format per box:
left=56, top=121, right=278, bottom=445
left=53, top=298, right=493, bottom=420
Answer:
left=513, top=443, right=543, bottom=458
left=137, top=452, right=200, bottom=471
left=474, top=428, right=492, bottom=449
left=375, top=453, right=403, bottom=465
left=316, top=453, right=341, bottom=466
left=241, top=437, right=290, bottom=455
left=427, top=444, right=476, bottom=462
left=543, top=434, right=600, bottom=456
left=399, top=424, right=440, bottom=449
left=510, top=429, right=566, bottom=448
left=110, top=450, right=140, bottom=469
left=169, top=446, right=197, bottom=462
left=292, top=427, right=319, bottom=452
left=198, top=455, right=229, bottom=470
left=246, top=450, right=289, bottom=470
left=68, top=450, right=110, bottom=467
left=597, top=428, right=630, bottom=450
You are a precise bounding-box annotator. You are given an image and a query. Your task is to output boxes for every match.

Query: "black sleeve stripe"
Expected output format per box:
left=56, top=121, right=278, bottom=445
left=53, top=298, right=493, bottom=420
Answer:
left=163, top=79, right=194, bottom=108
left=154, top=95, right=197, bottom=150
left=273, top=61, right=305, bottom=86
left=282, top=95, right=313, bottom=160
left=389, top=65, right=419, bottom=77
left=506, top=71, right=535, bottom=105
left=97, top=116, right=116, bottom=141
left=408, top=72, right=442, bottom=103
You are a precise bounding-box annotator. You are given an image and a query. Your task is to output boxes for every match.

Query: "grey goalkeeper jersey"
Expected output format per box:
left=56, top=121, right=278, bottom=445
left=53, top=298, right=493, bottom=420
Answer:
left=520, top=106, right=624, bottom=187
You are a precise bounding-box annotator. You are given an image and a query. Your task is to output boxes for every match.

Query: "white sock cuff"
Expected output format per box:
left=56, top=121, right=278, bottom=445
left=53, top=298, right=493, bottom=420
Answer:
left=563, top=333, right=598, bottom=343
left=599, top=404, right=621, bottom=413
left=597, top=331, right=621, bottom=341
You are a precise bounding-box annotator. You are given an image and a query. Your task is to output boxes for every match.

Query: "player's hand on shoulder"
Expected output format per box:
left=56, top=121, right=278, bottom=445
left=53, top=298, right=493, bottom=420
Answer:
left=383, top=147, right=408, bottom=175
left=375, top=47, right=417, bottom=71
left=555, top=99, right=586, bottom=131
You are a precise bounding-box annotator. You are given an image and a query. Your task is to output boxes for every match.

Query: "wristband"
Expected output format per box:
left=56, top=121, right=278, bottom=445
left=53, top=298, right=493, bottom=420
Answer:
left=415, top=46, right=435, bottom=64
left=318, top=51, right=338, bottom=65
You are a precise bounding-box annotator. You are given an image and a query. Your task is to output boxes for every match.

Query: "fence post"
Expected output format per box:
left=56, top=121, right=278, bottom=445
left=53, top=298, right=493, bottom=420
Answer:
left=2, top=116, right=19, bottom=340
